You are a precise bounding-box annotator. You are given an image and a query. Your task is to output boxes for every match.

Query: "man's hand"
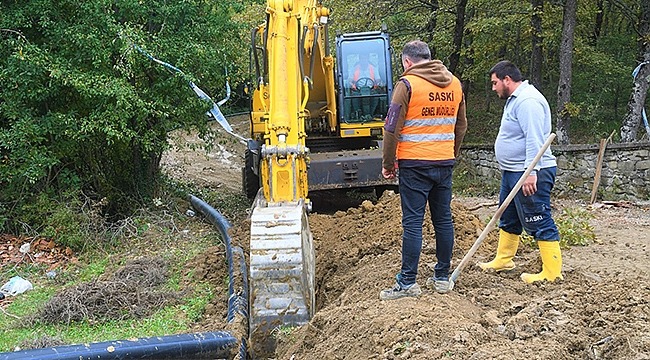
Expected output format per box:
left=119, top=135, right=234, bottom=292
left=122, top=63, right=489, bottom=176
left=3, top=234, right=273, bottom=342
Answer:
left=522, top=174, right=537, bottom=196
left=382, top=168, right=396, bottom=179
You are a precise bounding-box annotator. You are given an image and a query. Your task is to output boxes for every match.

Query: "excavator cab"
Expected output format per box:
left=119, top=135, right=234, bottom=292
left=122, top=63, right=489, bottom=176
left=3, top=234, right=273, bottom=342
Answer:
left=244, top=27, right=397, bottom=198
left=336, top=30, right=394, bottom=137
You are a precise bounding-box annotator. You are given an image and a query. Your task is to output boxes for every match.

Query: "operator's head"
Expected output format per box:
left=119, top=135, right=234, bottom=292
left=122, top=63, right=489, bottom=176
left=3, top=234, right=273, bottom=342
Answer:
left=401, top=40, right=431, bottom=70
left=489, top=60, right=523, bottom=99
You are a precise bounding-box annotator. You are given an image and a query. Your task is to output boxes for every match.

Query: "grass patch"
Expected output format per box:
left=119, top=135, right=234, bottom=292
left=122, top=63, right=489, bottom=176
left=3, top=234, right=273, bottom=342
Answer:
left=0, top=307, right=199, bottom=352
left=271, top=324, right=298, bottom=339
left=0, top=183, right=232, bottom=352
left=520, top=206, right=596, bottom=248
left=0, top=255, right=218, bottom=352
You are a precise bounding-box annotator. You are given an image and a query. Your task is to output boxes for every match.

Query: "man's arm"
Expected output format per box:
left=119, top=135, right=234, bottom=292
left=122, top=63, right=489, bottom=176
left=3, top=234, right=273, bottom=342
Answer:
left=517, top=98, right=547, bottom=173
left=382, top=79, right=410, bottom=173
left=517, top=98, right=547, bottom=195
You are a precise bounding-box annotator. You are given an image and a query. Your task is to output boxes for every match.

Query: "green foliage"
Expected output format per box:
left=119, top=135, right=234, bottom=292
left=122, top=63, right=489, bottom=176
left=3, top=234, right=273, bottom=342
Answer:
left=0, top=210, right=220, bottom=352
left=392, top=340, right=412, bottom=356
left=76, top=257, right=110, bottom=283
left=165, top=176, right=251, bottom=223
left=271, top=324, right=298, bottom=339
left=555, top=207, right=596, bottom=247
left=179, top=284, right=214, bottom=322
left=327, top=0, right=642, bottom=145
left=1, top=0, right=643, bottom=238
left=0, top=0, right=253, bottom=233
left=521, top=206, right=596, bottom=248
left=10, top=191, right=112, bottom=251
left=0, top=306, right=197, bottom=353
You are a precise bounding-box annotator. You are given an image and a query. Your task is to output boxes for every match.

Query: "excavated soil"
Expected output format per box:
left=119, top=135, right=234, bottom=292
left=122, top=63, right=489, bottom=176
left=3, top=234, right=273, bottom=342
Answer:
left=274, top=195, right=650, bottom=360
left=162, top=119, right=650, bottom=359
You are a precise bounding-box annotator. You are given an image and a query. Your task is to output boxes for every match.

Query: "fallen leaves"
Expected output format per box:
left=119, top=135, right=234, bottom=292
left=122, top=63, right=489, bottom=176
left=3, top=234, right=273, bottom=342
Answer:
left=0, top=234, right=77, bottom=271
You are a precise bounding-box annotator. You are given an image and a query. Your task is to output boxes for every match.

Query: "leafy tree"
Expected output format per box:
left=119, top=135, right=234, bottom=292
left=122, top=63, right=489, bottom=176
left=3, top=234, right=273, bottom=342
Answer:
left=324, top=0, right=642, bottom=143
left=530, top=0, right=544, bottom=90
left=0, top=0, right=249, bottom=233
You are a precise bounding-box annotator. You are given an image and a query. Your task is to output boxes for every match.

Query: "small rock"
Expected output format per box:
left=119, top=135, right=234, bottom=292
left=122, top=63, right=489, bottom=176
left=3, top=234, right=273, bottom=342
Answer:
left=483, top=310, right=503, bottom=326
left=360, top=200, right=374, bottom=212
left=19, top=243, right=30, bottom=254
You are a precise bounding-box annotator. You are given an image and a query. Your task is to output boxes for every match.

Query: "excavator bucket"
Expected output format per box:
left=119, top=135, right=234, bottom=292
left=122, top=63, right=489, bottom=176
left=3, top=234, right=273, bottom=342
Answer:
left=248, top=198, right=315, bottom=357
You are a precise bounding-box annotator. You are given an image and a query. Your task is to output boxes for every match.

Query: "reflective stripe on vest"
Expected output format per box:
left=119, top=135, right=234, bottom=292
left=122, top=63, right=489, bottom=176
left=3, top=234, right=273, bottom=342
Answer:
left=397, top=74, right=463, bottom=161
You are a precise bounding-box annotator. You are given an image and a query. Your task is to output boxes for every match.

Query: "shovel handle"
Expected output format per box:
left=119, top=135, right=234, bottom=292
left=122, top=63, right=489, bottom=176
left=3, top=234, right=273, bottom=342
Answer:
left=449, top=133, right=556, bottom=285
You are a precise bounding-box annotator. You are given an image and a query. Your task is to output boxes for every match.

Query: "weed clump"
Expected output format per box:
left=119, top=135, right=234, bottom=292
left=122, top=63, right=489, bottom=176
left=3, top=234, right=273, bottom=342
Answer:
left=27, top=257, right=180, bottom=325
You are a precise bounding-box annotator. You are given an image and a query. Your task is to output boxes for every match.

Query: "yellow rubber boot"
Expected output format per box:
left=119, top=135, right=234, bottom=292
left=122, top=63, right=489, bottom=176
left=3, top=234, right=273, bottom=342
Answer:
left=477, top=229, right=520, bottom=272
left=521, top=240, right=563, bottom=283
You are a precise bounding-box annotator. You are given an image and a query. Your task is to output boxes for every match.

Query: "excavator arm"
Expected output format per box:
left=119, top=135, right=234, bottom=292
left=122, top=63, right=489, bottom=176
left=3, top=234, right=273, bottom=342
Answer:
left=248, top=0, right=332, bottom=356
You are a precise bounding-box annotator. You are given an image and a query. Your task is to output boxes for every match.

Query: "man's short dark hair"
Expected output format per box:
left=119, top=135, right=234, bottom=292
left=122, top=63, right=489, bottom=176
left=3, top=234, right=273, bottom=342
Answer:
left=489, top=60, right=523, bottom=82
left=402, top=40, right=431, bottom=62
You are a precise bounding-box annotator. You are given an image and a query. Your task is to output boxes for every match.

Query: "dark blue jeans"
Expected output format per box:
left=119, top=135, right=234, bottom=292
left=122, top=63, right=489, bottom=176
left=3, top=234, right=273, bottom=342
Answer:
left=398, top=166, right=454, bottom=286
left=499, top=167, right=560, bottom=241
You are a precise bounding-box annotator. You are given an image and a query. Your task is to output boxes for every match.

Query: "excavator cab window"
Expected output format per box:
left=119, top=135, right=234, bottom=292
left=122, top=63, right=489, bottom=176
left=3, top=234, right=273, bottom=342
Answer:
left=336, top=33, right=393, bottom=125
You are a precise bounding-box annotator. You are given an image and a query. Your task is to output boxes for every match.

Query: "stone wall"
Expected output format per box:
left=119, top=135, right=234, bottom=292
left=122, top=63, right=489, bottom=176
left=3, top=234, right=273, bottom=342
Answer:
left=459, top=142, right=650, bottom=201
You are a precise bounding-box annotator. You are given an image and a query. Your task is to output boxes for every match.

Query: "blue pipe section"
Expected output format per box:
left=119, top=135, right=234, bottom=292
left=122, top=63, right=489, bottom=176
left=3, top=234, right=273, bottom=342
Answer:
left=0, top=332, right=237, bottom=360
left=188, top=195, right=249, bottom=319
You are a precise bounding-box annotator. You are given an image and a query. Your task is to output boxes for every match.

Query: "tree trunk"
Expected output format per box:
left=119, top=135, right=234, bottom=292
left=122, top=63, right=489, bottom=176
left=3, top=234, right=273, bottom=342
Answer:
left=591, top=0, right=604, bottom=45
left=620, top=0, right=650, bottom=142
left=462, top=7, right=476, bottom=103
left=423, top=0, right=440, bottom=51
left=556, top=0, right=577, bottom=145
left=448, top=0, right=468, bottom=75
left=530, top=0, right=544, bottom=90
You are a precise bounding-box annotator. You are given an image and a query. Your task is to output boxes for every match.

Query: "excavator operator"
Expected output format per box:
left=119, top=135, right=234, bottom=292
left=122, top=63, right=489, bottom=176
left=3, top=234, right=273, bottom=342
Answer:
left=347, top=53, right=382, bottom=120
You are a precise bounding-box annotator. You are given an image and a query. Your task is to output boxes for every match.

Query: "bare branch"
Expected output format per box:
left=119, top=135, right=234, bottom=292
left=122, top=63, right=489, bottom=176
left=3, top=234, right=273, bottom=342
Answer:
left=0, top=28, right=27, bottom=42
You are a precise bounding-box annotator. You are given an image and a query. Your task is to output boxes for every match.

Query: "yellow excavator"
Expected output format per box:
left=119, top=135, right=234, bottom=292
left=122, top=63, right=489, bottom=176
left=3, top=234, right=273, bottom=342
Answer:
left=244, top=0, right=395, bottom=355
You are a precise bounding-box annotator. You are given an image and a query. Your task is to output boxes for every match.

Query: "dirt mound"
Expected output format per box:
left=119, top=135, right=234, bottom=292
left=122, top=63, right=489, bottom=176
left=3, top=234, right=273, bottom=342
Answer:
left=308, top=192, right=497, bottom=312
left=187, top=245, right=230, bottom=330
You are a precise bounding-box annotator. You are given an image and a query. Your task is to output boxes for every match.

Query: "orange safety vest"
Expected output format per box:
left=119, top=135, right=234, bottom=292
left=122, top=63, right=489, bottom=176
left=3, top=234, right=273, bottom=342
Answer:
left=397, top=74, right=463, bottom=161
left=353, top=64, right=375, bottom=81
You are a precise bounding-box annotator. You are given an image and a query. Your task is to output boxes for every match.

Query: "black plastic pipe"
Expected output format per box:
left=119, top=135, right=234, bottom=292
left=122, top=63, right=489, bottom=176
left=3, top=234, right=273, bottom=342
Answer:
left=0, top=332, right=237, bottom=360
left=188, top=195, right=249, bottom=357
left=188, top=195, right=248, bottom=322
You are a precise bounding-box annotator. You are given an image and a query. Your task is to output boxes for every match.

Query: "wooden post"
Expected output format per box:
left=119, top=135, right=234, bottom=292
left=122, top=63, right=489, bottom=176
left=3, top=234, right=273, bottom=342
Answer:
left=590, top=131, right=615, bottom=204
